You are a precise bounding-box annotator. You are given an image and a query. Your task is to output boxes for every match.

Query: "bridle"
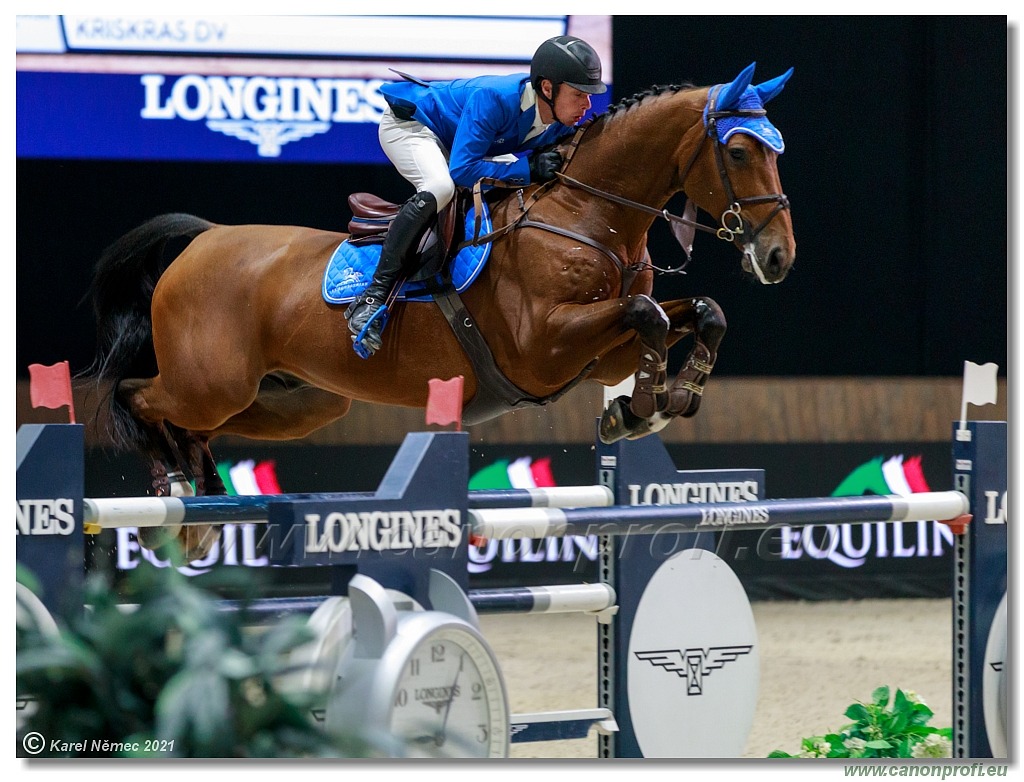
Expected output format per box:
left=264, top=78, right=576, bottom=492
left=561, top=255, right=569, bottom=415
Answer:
left=462, top=85, right=790, bottom=285
left=556, top=85, right=791, bottom=255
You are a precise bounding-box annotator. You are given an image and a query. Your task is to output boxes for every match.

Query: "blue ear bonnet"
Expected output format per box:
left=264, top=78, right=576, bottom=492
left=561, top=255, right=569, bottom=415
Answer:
left=705, top=86, right=785, bottom=153
left=703, top=63, right=792, bottom=154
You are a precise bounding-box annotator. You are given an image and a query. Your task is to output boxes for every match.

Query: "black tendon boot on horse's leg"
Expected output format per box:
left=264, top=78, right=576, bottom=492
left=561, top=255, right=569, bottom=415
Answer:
left=345, top=191, right=438, bottom=357
left=666, top=297, right=726, bottom=418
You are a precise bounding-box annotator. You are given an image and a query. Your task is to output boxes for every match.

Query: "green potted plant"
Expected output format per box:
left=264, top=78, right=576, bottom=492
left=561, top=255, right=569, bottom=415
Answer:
left=16, top=560, right=365, bottom=758
left=769, top=685, right=952, bottom=759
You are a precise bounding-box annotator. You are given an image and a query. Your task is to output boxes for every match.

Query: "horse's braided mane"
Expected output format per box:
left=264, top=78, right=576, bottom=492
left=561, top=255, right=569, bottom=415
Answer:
left=596, top=82, right=697, bottom=123
left=511, top=82, right=701, bottom=170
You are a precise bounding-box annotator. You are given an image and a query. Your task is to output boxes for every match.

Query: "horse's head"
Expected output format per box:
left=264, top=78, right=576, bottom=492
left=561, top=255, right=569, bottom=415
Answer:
left=684, top=62, right=796, bottom=284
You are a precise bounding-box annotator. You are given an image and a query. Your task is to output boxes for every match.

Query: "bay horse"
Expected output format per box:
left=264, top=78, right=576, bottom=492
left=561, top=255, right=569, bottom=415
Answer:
left=84, top=62, right=796, bottom=560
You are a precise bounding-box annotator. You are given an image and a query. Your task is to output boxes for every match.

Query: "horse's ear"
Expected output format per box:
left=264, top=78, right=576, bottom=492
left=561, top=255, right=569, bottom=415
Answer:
left=753, top=67, right=794, bottom=105
left=715, top=62, right=757, bottom=110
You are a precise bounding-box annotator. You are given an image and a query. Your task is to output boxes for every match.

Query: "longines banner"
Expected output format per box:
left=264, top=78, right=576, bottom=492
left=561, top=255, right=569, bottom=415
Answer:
left=16, top=14, right=611, bottom=164
left=85, top=439, right=957, bottom=601
left=17, top=70, right=393, bottom=163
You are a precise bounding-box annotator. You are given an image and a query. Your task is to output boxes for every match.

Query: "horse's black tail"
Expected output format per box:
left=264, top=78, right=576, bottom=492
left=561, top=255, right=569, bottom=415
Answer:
left=81, top=213, right=215, bottom=452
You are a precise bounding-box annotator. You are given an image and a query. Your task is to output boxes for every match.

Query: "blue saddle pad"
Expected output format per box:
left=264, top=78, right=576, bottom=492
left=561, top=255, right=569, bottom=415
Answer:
left=322, top=204, right=493, bottom=304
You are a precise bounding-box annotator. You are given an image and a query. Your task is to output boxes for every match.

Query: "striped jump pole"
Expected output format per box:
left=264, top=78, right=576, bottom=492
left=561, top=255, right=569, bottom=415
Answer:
left=81, top=484, right=613, bottom=533
left=214, top=583, right=617, bottom=621
left=468, top=491, right=972, bottom=540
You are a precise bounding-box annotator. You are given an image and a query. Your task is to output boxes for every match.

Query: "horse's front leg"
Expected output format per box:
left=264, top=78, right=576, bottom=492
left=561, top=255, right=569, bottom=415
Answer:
left=618, top=294, right=671, bottom=418
left=594, top=296, right=726, bottom=443
left=536, top=294, right=669, bottom=406
left=532, top=294, right=670, bottom=436
left=663, top=296, right=726, bottom=418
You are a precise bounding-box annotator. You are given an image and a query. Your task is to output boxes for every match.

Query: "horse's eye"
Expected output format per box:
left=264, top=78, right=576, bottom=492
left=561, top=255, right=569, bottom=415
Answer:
left=728, top=147, right=746, bottom=163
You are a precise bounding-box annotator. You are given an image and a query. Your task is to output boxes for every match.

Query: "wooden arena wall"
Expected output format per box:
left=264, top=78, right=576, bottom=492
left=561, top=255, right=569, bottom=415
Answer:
left=15, top=377, right=1008, bottom=447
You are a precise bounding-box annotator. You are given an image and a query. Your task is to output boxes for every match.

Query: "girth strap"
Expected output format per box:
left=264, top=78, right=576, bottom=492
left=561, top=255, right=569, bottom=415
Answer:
left=431, top=283, right=597, bottom=425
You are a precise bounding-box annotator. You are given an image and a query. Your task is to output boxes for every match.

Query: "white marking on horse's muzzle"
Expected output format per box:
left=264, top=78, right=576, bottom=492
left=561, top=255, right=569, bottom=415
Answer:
left=744, top=245, right=776, bottom=285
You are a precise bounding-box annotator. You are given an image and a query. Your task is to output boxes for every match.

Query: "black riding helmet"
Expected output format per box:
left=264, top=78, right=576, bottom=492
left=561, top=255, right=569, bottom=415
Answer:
left=530, top=35, right=607, bottom=96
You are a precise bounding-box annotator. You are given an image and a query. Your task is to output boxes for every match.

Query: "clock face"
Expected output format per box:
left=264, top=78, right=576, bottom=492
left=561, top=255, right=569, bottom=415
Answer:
left=389, top=626, right=509, bottom=758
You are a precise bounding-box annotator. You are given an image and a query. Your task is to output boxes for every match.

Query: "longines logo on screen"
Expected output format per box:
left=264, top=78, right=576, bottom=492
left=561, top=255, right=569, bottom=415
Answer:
left=16, top=499, right=75, bottom=536
left=139, top=74, right=388, bottom=157
left=634, top=646, right=753, bottom=696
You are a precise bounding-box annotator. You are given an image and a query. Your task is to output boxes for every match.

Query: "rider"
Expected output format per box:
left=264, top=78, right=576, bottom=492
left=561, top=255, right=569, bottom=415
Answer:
left=345, top=34, right=607, bottom=356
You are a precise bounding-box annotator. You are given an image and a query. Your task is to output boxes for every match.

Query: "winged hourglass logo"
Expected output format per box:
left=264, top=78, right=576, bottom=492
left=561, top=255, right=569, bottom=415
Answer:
left=206, top=120, right=331, bottom=157
left=634, top=646, right=753, bottom=696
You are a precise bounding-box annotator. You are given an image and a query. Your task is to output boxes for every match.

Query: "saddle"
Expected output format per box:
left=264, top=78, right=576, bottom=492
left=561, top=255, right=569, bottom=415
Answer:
left=347, top=192, right=462, bottom=282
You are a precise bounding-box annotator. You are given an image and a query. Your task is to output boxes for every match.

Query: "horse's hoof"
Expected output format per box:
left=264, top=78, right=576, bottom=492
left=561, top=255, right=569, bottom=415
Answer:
left=599, top=396, right=658, bottom=444
left=136, top=524, right=217, bottom=563
left=177, top=524, right=218, bottom=562
left=137, top=524, right=182, bottom=551
left=599, top=397, right=630, bottom=444
left=625, top=420, right=655, bottom=440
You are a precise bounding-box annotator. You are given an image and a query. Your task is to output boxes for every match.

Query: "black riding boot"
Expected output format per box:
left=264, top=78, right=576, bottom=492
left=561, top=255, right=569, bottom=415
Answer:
left=345, top=191, right=437, bottom=357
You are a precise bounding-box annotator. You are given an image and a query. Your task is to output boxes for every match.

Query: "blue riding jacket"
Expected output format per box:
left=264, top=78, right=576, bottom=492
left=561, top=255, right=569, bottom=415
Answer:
left=379, top=73, right=575, bottom=188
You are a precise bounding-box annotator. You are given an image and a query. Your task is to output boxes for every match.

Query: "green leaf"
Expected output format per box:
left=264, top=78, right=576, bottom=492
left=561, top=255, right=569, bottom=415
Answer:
left=16, top=563, right=44, bottom=595
left=767, top=750, right=794, bottom=758
left=865, top=739, right=892, bottom=749
left=845, top=703, right=870, bottom=722
left=18, top=560, right=363, bottom=758
left=871, top=686, right=890, bottom=707
left=908, top=704, right=935, bottom=726
left=887, top=711, right=909, bottom=733
left=893, top=689, right=911, bottom=713
left=156, top=667, right=233, bottom=755
left=216, top=648, right=258, bottom=680
left=903, top=724, right=933, bottom=736
left=919, top=703, right=935, bottom=718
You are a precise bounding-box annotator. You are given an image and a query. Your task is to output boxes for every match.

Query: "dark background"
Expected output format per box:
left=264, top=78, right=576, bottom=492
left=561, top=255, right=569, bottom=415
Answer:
left=16, top=15, right=1008, bottom=378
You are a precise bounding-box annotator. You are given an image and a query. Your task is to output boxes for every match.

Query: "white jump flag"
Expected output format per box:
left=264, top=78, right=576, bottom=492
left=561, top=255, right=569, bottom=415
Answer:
left=958, top=360, right=999, bottom=438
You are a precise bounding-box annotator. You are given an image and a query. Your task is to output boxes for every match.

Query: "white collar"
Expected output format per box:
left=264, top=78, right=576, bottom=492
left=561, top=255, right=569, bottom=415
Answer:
left=522, top=82, right=550, bottom=141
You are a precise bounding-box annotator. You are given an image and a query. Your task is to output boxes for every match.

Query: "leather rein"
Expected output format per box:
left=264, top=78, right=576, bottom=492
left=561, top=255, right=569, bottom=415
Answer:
left=460, top=88, right=791, bottom=290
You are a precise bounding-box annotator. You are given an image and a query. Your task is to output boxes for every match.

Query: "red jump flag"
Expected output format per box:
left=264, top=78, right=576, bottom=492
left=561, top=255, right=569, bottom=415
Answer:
left=426, top=376, right=465, bottom=430
left=28, top=361, right=76, bottom=423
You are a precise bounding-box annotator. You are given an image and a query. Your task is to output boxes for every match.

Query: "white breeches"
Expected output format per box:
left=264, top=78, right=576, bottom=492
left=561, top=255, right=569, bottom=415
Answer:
left=378, top=108, right=456, bottom=211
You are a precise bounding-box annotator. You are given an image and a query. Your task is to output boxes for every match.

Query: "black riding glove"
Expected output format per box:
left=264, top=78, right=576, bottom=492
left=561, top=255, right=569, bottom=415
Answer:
left=529, top=150, right=563, bottom=183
